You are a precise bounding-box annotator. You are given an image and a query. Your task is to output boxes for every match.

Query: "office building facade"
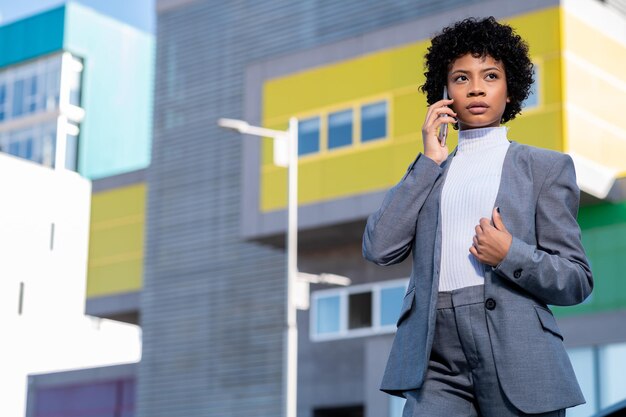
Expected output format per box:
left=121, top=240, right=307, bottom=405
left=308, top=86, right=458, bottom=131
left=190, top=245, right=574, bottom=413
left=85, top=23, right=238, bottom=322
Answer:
left=29, top=0, right=626, bottom=416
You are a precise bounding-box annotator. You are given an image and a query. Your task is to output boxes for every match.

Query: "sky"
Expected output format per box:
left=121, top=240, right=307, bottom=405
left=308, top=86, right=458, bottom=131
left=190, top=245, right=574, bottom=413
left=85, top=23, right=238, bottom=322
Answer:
left=0, top=0, right=155, bottom=33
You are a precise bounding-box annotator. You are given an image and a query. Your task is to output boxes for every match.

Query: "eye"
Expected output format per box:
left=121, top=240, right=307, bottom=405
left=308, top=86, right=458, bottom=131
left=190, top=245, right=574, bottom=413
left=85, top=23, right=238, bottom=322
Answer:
left=486, top=72, right=499, bottom=80
left=453, top=75, right=468, bottom=82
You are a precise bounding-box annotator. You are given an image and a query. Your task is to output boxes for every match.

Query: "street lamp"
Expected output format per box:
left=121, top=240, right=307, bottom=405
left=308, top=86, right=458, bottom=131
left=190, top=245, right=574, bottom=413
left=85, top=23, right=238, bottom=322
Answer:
left=217, top=117, right=350, bottom=417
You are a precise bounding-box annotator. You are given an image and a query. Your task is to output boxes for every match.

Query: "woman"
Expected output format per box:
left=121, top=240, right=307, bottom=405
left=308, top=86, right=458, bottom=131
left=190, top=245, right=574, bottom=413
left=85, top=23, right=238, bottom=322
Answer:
left=362, top=17, right=593, bottom=417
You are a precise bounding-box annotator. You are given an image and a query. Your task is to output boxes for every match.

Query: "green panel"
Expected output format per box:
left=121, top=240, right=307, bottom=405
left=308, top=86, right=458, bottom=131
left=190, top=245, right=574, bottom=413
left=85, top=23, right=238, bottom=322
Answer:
left=0, top=6, right=65, bottom=68
left=64, top=2, right=154, bottom=179
left=553, top=200, right=626, bottom=317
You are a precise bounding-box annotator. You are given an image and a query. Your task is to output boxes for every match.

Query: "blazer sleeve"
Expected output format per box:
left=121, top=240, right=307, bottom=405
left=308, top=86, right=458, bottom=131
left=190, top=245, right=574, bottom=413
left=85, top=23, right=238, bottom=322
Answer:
left=362, top=153, right=442, bottom=266
left=493, top=153, right=593, bottom=306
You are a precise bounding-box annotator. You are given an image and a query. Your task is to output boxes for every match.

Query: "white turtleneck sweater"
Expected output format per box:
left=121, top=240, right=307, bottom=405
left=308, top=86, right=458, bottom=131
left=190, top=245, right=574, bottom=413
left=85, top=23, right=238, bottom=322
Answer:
left=438, top=126, right=511, bottom=291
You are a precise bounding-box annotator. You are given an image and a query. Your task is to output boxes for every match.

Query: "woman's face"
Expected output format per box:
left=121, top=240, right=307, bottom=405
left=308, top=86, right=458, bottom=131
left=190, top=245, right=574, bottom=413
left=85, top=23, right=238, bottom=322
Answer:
left=447, top=53, right=510, bottom=130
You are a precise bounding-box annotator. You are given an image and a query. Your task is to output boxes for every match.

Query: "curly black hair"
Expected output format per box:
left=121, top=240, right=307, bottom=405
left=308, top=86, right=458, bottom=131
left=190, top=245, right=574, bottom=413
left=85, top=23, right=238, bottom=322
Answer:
left=420, top=16, right=534, bottom=125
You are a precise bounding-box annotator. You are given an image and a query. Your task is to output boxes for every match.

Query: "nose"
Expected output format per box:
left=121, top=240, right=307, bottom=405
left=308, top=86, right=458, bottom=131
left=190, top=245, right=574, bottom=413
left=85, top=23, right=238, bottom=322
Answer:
left=467, top=81, right=486, bottom=97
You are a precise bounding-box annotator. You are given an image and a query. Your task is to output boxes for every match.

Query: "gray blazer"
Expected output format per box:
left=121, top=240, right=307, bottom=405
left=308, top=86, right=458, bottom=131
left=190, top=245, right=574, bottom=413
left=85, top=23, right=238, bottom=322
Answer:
left=362, top=141, right=593, bottom=414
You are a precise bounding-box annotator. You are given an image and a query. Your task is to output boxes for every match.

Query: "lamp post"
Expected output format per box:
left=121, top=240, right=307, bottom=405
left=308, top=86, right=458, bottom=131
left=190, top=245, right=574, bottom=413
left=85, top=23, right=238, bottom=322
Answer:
left=217, top=117, right=351, bottom=417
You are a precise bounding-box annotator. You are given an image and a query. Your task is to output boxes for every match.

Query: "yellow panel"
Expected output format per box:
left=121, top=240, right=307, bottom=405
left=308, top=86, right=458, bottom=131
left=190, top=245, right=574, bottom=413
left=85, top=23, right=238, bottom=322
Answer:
left=566, top=63, right=625, bottom=130
left=562, top=10, right=626, bottom=175
left=261, top=7, right=563, bottom=211
left=563, top=12, right=626, bottom=84
left=263, top=43, right=425, bottom=122
left=87, top=183, right=145, bottom=298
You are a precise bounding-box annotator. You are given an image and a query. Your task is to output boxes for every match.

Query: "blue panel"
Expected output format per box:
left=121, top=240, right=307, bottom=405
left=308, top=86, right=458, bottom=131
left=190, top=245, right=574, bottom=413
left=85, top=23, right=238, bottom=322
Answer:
left=64, top=2, right=153, bottom=179
left=0, top=6, right=65, bottom=69
left=316, top=295, right=340, bottom=334
left=298, top=117, right=320, bottom=156
left=328, top=109, right=353, bottom=149
left=361, top=101, right=387, bottom=142
left=380, top=286, right=405, bottom=326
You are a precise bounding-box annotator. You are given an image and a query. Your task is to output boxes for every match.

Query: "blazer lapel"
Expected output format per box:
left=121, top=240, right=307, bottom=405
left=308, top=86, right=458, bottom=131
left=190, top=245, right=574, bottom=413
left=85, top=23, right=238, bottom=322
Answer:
left=492, top=140, right=516, bottom=216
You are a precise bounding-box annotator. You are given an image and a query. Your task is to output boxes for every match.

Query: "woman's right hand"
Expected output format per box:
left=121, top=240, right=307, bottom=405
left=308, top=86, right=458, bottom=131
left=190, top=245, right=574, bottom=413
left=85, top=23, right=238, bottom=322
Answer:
left=421, top=98, right=456, bottom=165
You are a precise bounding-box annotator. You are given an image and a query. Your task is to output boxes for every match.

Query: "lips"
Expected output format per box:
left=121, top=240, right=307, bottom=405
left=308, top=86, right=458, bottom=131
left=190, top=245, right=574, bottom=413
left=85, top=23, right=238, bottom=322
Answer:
left=467, top=101, right=489, bottom=114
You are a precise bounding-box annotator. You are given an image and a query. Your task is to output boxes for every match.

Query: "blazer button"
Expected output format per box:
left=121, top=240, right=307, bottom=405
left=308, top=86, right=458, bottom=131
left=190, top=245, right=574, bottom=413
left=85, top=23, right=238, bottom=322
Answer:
left=485, top=298, right=496, bottom=310
left=513, top=269, right=522, bottom=279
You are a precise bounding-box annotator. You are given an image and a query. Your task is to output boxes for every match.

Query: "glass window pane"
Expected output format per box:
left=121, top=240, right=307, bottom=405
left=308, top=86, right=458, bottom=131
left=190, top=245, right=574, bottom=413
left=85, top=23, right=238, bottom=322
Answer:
left=24, top=138, right=33, bottom=160
left=8, top=141, right=20, bottom=156
left=298, top=117, right=320, bottom=156
left=316, top=295, right=340, bottom=334
left=600, top=342, right=626, bottom=408
left=389, top=395, right=406, bottom=417
left=328, top=109, right=352, bottom=149
left=29, top=75, right=38, bottom=112
left=567, top=347, right=597, bottom=417
left=0, top=84, right=5, bottom=121
left=65, top=133, right=78, bottom=171
left=523, top=65, right=539, bottom=109
left=13, top=79, right=24, bottom=117
left=348, top=291, right=372, bottom=329
left=380, top=286, right=406, bottom=326
left=361, top=101, right=387, bottom=142
left=69, top=70, right=82, bottom=107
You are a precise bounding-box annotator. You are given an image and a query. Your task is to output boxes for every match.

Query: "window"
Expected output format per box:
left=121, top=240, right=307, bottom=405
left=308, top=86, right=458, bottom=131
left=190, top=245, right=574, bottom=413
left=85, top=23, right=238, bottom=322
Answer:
left=599, top=342, right=626, bottom=408
left=298, top=117, right=320, bottom=156
left=288, top=98, right=388, bottom=158
left=361, top=101, right=387, bottom=142
left=12, top=79, right=24, bottom=117
left=567, top=342, right=626, bottom=417
left=0, top=84, right=6, bottom=121
left=313, top=405, right=363, bottom=417
left=328, top=109, right=353, bottom=149
left=348, top=291, right=371, bottom=329
left=568, top=347, right=597, bottom=417
left=380, top=286, right=406, bottom=326
left=26, top=75, right=38, bottom=113
left=1, top=121, right=58, bottom=168
left=315, top=295, right=340, bottom=335
left=65, top=131, right=79, bottom=171
left=68, top=56, right=83, bottom=107
left=0, top=54, right=64, bottom=124
left=389, top=395, right=406, bottom=417
left=311, top=278, right=409, bottom=340
left=522, top=64, right=539, bottom=109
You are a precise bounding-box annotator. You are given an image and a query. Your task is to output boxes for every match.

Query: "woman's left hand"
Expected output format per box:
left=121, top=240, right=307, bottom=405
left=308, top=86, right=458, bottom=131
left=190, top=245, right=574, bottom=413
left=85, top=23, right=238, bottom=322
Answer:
left=470, top=207, right=513, bottom=267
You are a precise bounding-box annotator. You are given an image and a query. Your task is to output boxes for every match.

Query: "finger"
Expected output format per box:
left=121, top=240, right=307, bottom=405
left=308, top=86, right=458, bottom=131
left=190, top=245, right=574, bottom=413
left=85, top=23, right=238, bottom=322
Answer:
left=492, top=207, right=507, bottom=231
left=469, top=245, right=479, bottom=258
left=434, top=106, right=458, bottom=118
left=425, top=99, right=455, bottom=124
left=433, top=98, right=454, bottom=108
left=427, top=117, right=456, bottom=139
left=479, top=217, right=492, bottom=230
left=427, top=108, right=457, bottom=128
left=473, top=235, right=479, bottom=247
left=475, top=224, right=483, bottom=235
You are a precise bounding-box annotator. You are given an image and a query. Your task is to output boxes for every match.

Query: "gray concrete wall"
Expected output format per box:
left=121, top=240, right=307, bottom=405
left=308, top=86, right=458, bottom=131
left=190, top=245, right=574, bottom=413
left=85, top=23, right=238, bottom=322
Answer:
left=141, top=1, right=558, bottom=416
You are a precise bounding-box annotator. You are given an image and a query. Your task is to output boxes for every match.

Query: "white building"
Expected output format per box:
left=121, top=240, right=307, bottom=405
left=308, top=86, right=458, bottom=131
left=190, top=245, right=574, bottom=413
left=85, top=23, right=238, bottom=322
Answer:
left=0, top=153, right=141, bottom=417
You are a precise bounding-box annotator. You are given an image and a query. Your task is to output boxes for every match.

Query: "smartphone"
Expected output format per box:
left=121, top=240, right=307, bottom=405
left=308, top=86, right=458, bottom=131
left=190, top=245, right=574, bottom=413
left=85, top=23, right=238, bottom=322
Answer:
left=437, top=86, right=448, bottom=146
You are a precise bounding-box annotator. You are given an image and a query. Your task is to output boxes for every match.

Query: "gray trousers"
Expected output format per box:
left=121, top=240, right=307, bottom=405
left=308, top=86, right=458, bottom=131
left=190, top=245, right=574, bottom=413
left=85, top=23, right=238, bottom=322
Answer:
left=402, top=284, right=566, bottom=417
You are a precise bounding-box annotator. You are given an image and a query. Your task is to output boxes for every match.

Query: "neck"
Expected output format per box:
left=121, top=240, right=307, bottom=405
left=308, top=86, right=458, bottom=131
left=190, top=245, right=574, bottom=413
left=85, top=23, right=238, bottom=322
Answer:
left=457, top=126, right=509, bottom=153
